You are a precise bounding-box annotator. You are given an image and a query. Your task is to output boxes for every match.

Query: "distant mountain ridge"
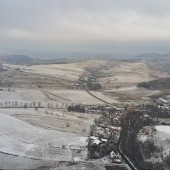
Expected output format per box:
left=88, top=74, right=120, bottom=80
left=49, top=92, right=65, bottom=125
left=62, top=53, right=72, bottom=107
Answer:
left=0, top=55, right=33, bottom=64
left=0, top=52, right=170, bottom=65
left=136, top=53, right=170, bottom=61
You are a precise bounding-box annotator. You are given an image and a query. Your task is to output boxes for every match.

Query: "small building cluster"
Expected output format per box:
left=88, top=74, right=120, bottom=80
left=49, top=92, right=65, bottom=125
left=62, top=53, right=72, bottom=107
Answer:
left=110, top=151, right=122, bottom=163
left=88, top=110, right=122, bottom=160
left=157, top=97, right=170, bottom=111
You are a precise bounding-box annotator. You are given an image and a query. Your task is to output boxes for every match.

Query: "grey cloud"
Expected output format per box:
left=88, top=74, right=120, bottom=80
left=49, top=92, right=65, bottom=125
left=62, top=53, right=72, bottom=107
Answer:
left=0, top=0, right=170, bottom=57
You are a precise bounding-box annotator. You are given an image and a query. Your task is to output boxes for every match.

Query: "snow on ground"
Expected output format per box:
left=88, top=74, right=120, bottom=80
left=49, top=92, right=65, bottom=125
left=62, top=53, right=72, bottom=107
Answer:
left=138, top=125, right=170, bottom=164
left=155, top=125, right=170, bottom=134
left=100, top=62, right=168, bottom=90
left=0, top=152, right=55, bottom=170
left=0, top=88, right=70, bottom=108
left=106, top=85, right=160, bottom=97
left=0, top=112, right=87, bottom=162
left=53, top=162, right=106, bottom=170
left=90, top=91, right=119, bottom=104
left=0, top=89, right=46, bottom=102
left=23, top=63, right=84, bottom=81
left=138, top=126, right=170, bottom=145
left=137, top=126, right=152, bottom=142
left=154, top=126, right=170, bottom=155
left=47, top=90, right=106, bottom=105
left=13, top=59, right=107, bottom=81
left=104, top=85, right=160, bottom=105
left=0, top=108, right=48, bottom=116
left=0, top=108, right=98, bottom=135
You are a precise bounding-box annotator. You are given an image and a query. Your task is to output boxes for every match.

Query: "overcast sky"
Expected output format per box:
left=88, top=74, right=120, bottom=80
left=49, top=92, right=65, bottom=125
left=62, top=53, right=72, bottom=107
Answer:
left=0, top=0, right=170, bottom=58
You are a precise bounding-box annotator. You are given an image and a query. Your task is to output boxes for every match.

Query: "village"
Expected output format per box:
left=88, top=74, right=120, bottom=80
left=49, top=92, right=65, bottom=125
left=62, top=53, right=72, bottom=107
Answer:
left=0, top=59, right=170, bottom=170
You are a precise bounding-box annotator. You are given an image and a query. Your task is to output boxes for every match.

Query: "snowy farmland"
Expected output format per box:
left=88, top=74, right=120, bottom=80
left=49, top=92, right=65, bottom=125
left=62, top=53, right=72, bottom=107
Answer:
left=154, top=125, right=170, bottom=154
left=0, top=88, right=46, bottom=102
left=46, top=89, right=110, bottom=105
left=0, top=108, right=99, bottom=134
left=137, top=125, right=170, bottom=166
left=99, top=62, right=168, bottom=90
left=90, top=91, right=119, bottom=104
left=2, top=59, right=164, bottom=169
left=22, top=59, right=107, bottom=81
left=0, top=112, right=89, bottom=169
left=0, top=88, right=114, bottom=107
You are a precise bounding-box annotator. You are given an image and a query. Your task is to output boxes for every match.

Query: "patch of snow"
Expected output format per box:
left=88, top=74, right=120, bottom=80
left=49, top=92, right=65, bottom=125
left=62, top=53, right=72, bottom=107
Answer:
left=93, top=139, right=101, bottom=145
left=0, top=112, right=87, bottom=161
left=155, top=125, right=170, bottom=134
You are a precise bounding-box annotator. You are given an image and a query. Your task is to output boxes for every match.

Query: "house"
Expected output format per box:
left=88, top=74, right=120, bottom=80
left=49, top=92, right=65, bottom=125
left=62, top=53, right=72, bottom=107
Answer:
left=110, top=151, right=122, bottom=163
left=158, top=98, right=168, bottom=104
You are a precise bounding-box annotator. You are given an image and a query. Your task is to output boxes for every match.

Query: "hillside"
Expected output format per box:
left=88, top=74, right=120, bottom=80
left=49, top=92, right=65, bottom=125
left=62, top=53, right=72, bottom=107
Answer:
left=0, top=55, right=33, bottom=64
left=137, top=78, right=170, bottom=90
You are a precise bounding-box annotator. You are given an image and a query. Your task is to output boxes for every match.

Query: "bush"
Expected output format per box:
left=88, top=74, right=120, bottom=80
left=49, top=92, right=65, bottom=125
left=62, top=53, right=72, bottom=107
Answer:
left=67, top=104, right=85, bottom=113
left=87, top=82, right=102, bottom=90
left=137, top=82, right=150, bottom=89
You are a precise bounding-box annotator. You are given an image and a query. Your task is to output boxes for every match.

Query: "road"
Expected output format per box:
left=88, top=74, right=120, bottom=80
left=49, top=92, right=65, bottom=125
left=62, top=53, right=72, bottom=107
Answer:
left=84, top=85, right=138, bottom=170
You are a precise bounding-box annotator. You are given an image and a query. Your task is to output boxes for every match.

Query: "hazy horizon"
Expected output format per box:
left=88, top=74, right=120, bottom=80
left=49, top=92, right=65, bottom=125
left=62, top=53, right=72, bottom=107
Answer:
left=1, top=0, right=170, bottom=58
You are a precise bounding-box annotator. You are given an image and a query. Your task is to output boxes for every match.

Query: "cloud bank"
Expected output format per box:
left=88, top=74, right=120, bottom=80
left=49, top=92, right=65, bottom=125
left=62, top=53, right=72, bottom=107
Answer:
left=0, top=0, right=170, bottom=57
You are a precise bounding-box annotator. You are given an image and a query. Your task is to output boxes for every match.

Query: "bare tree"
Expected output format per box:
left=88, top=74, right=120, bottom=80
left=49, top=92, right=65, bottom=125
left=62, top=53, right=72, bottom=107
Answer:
left=61, top=102, right=64, bottom=108
left=24, top=103, right=28, bottom=109
left=33, top=102, right=36, bottom=108
left=15, top=101, right=18, bottom=108
left=65, top=103, right=68, bottom=109
left=12, top=102, right=15, bottom=108
left=38, top=102, right=41, bottom=108
left=47, top=103, right=50, bottom=108
left=8, top=101, right=11, bottom=107
left=29, top=103, right=32, bottom=108
left=4, top=101, right=8, bottom=108
left=62, top=144, right=66, bottom=150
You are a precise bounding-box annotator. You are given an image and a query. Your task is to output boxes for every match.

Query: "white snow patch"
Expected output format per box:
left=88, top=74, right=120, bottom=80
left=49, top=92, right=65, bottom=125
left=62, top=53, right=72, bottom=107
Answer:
left=155, top=125, right=170, bottom=134
left=0, top=112, right=87, bottom=161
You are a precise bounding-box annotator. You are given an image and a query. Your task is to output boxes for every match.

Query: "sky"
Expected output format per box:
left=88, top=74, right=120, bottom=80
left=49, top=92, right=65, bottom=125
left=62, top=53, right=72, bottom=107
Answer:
left=0, top=0, right=170, bottom=58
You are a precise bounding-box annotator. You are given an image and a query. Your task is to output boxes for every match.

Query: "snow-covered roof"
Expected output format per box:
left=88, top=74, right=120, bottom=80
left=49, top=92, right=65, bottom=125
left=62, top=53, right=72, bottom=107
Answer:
left=90, top=136, right=98, bottom=140
left=101, top=138, right=107, bottom=142
left=93, top=139, right=101, bottom=145
left=158, top=98, right=168, bottom=103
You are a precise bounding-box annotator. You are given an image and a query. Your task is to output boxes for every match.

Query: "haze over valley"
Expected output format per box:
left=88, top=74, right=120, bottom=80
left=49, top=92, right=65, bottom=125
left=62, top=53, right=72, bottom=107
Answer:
left=1, top=1, right=170, bottom=170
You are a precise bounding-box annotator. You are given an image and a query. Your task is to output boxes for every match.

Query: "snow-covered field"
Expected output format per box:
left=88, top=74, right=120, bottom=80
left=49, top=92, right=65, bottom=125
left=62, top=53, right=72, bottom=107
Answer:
left=155, top=125, right=170, bottom=134
left=28, top=64, right=84, bottom=80
left=154, top=125, right=170, bottom=155
left=0, top=108, right=98, bottom=135
left=138, top=125, right=170, bottom=166
left=138, top=125, right=170, bottom=145
left=0, top=152, right=55, bottom=170
left=6, top=59, right=107, bottom=81
left=90, top=91, right=119, bottom=104
left=47, top=90, right=107, bottom=105
left=0, top=112, right=89, bottom=169
left=100, top=62, right=168, bottom=89
left=3, top=60, right=165, bottom=169
left=0, top=88, right=74, bottom=108
left=0, top=89, right=46, bottom=103
left=0, top=88, right=114, bottom=106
